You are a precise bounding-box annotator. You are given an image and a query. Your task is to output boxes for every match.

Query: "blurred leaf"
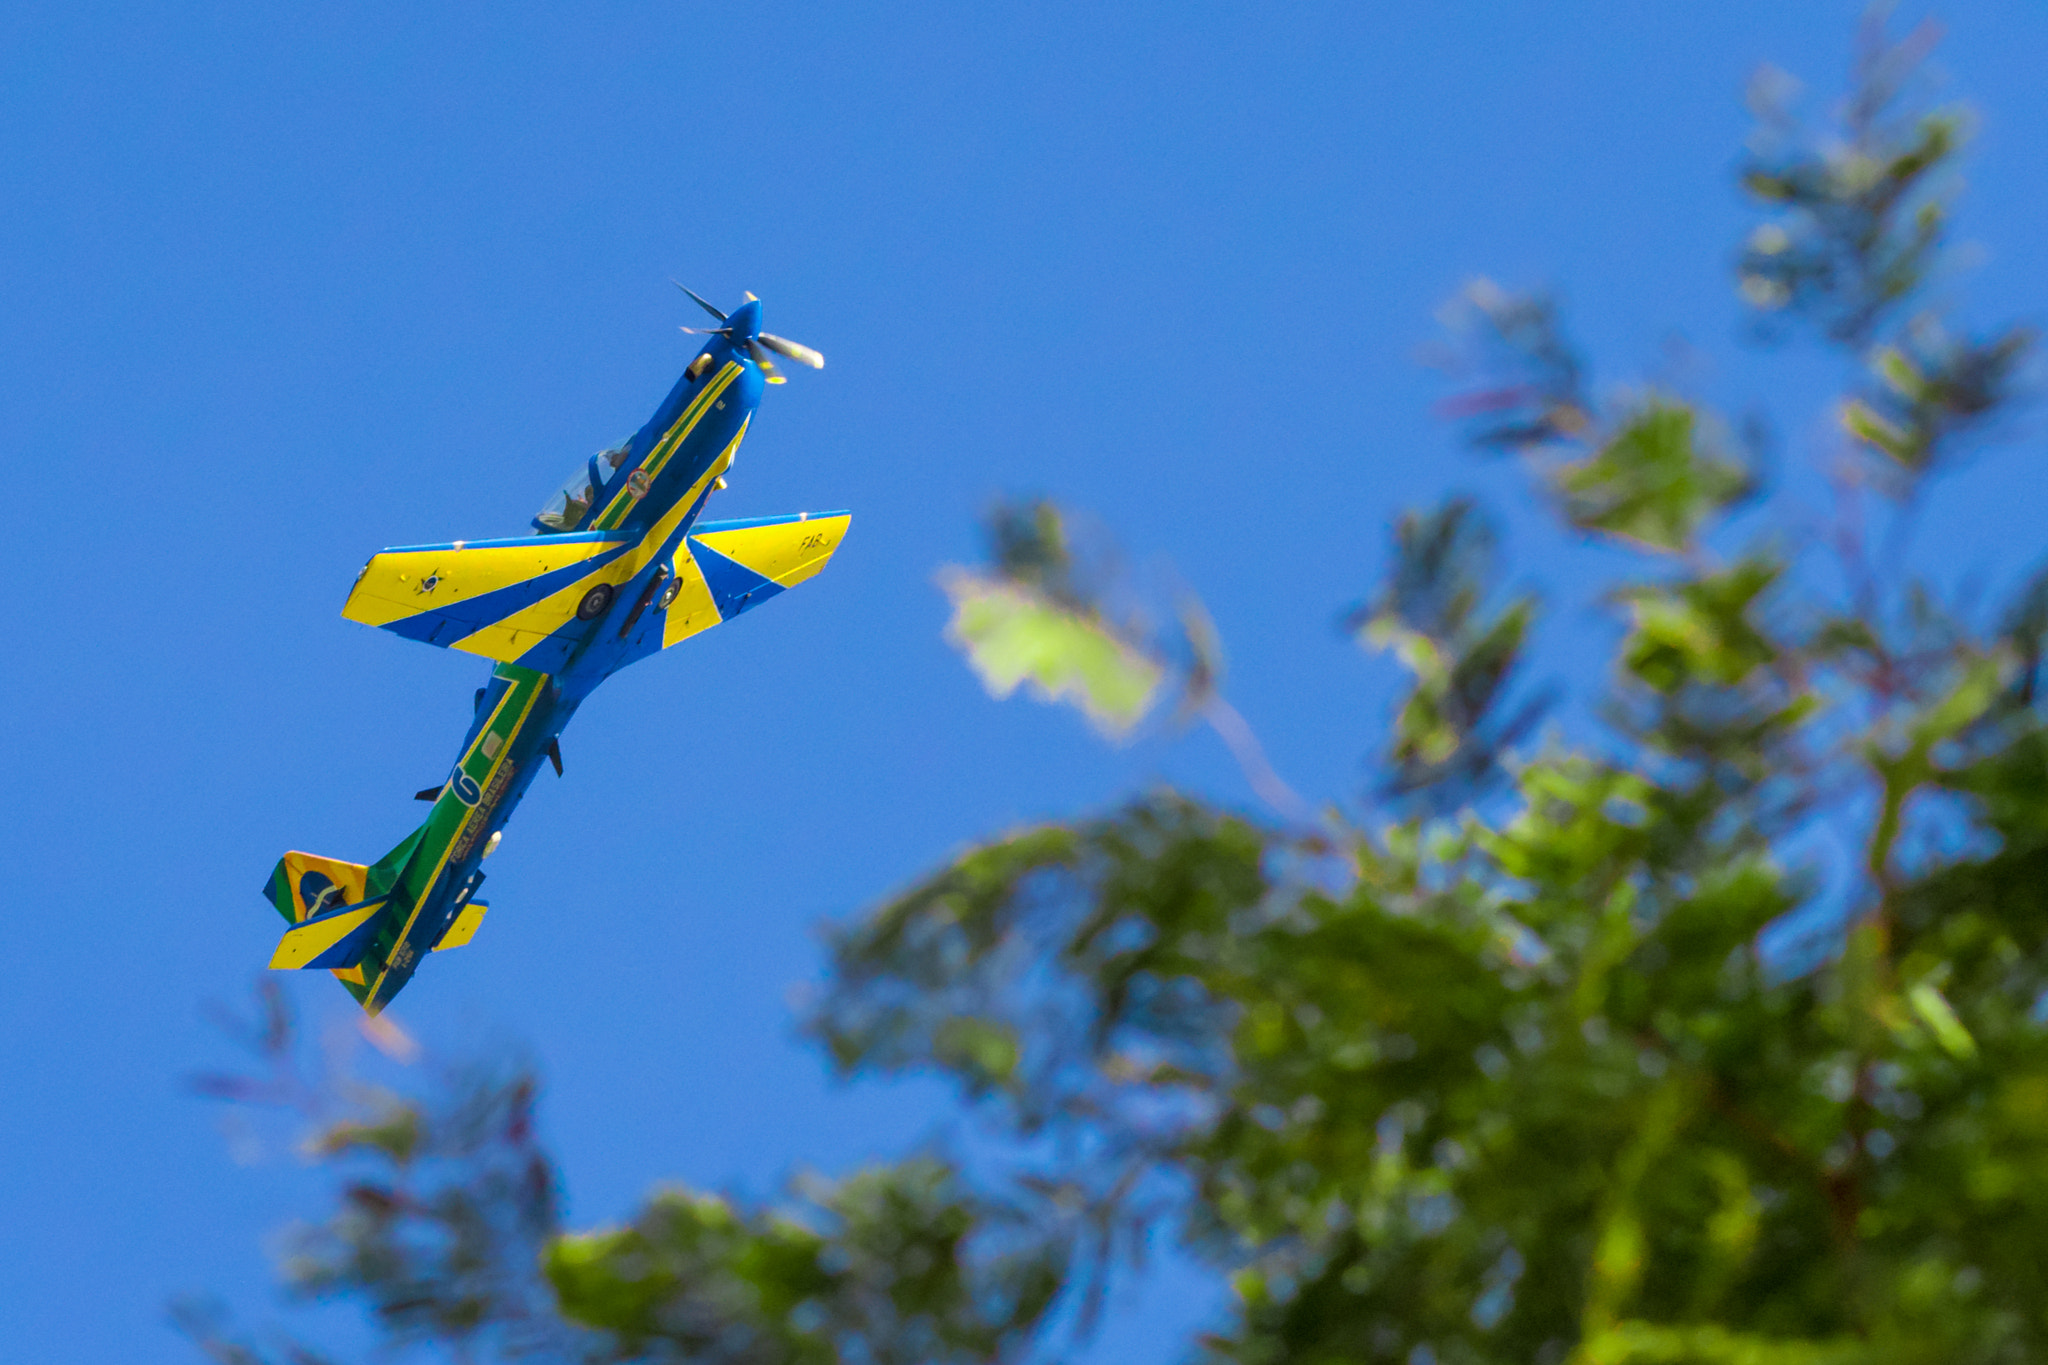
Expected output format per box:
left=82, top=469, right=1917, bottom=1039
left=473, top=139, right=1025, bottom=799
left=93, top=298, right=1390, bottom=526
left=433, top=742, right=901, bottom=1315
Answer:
left=1906, top=981, right=1977, bottom=1060
left=1556, top=398, right=1752, bottom=552
left=1353, top=499, right=1544, bottom=802
left=546, top=1160, right=1065, bottom=1365
left=1840, top=324, right=2035, bottom=481
left=983, top=497, right=1085, bottom=610
left=306, top=1107, right=421, bottom=1165
left=1575, top=1321, right=1874, bottom=1365
left=1621, top=559, right=1782, bottom=693
left=939, top=569, right=1164, bottom=737
left=1737, top=19, right=1959, bottom=343
left=1437, top=280, right=1592, bottom=452
left=1998, top=562, right=2048, bottom=706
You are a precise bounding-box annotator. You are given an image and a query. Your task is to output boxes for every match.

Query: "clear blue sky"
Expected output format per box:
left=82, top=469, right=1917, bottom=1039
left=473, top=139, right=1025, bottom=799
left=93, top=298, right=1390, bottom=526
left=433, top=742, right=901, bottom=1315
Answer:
left=8, top=2, right=2048, bottom=1358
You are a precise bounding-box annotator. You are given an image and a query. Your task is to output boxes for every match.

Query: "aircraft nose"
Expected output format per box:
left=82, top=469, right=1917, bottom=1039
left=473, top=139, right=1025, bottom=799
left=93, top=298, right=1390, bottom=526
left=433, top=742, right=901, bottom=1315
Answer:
left=727, top=299, right=762, bottom=343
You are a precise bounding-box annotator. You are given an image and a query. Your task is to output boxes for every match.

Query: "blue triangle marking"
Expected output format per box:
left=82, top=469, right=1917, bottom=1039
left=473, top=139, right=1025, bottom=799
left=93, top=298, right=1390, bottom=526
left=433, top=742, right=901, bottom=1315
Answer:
left=688, top=538, right=785, bottom=620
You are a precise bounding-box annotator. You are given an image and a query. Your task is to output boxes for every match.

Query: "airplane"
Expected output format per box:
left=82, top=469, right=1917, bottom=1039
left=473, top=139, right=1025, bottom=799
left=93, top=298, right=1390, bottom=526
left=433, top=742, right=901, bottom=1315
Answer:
left=260, top=289, right=848, bottom=1015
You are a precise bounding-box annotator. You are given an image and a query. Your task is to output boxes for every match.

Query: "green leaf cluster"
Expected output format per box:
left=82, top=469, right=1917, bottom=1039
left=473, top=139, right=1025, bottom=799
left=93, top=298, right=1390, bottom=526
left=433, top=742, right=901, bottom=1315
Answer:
left=1345, top=499, right=1540, bottom=801
left=545, top=1161, right=1064, bottom=1365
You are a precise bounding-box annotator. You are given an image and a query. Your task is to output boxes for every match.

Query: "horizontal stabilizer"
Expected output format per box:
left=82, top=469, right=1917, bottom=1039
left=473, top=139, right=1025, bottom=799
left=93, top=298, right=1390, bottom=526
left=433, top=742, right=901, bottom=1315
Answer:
left=343, top=532, right=636, bottom=669
left=269, top=896, right=391, bottom=971
left=434, top=900, right=488, bottom=951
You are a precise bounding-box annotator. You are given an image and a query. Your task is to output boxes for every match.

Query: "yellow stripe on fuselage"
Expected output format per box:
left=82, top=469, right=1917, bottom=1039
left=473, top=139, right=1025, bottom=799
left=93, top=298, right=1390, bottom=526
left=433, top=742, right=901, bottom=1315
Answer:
left=590, top=362, right=743, bottom=531
left=363, top=676, right=545, bottom=1009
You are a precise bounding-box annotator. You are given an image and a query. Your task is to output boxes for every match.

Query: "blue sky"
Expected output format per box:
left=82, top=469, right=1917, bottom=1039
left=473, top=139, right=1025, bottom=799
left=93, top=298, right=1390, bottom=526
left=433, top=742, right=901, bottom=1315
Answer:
left=8, top=2, right=2048, bottom=1359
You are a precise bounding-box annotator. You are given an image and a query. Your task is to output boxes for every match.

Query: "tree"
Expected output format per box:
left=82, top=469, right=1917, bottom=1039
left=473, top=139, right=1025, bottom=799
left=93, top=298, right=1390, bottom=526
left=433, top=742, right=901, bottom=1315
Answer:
left=191, top=17, right=2048, bottom=1365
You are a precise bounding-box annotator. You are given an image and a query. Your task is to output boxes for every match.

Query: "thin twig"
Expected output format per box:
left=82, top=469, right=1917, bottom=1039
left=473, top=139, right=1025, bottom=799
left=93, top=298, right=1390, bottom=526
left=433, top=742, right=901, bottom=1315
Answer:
left=1200, top=695, right=1316, bottom=825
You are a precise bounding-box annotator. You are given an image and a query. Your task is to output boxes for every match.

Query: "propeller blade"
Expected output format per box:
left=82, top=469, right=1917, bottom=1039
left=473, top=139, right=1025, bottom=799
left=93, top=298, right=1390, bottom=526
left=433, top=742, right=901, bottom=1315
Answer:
left=746, top=340, right=787, bottom=384
left=757, top=333, right=825, bottom=369
left=671, top=281, right=728, bottom=322
left=680, top=325, right=731, bottom=336
left=742, top=291, right=759, bottom=302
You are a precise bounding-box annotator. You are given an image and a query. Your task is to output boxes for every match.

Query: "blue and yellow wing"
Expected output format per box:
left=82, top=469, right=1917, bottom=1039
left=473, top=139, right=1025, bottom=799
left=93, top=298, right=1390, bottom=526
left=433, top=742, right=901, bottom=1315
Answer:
left=661, top=512, right=852, bottom=648
left=343, top=513, right=850, bottom=663
left=343, top=532, right=635, bottom=667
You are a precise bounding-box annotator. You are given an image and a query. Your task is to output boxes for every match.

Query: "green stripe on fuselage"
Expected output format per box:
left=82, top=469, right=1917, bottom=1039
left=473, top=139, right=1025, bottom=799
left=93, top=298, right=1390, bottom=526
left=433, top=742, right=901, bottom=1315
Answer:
left=352, top=662, right=551, bottom=1011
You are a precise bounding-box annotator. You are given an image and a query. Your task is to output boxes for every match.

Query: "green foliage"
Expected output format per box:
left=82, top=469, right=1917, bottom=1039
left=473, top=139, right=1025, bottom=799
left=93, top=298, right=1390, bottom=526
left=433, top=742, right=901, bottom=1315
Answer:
left=545, top=1161, right=1065, bottom=1365
left=806, top=19, right=2048, bottom=1365
left=1619, top=558, right=1780, bottom=693
left=1838, top=324, right=2034, bottom=481
left=1735, top=16, right=1956, bottom=344
left=1345, top=499, right=1541, bottom=801
left=201, top=18, right=2048, bottom=1365
left=182, top=987, right=570, bottom=1363
left=187, top=997, right=1071, bottom=1365
left=938, top=498, right=1173, bottom=738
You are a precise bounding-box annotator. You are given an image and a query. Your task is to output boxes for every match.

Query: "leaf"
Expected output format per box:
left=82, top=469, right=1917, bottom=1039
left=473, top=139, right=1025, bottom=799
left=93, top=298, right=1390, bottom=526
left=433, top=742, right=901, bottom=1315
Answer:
left=1737, top=26, right=1963, bottom=344
left=546, top=1161, right=1062, bottom=1364
left=1577, top=1321, right=1879, bottom=1365
left=939, top=569, right=1164, bottom=737
left=1841, top=325, right=2035, bottom=480
left=1353, top=500, right=1545, bottom=802
left=933, top=1017, right=1021, bottom=1086
left=307, top=1107, right=423, bottom=1165
left=983, top=498, right=1083, bottom=608
left=1555, top=398, right=1751, bottom=553
left=1436, top=281, right=1591, bottom=452
left=1620, top=559, right=1782, bottom=693
left=1907, top=980, right=1977, bottom=1060
left=1840, top=398, right=1920, bottom=467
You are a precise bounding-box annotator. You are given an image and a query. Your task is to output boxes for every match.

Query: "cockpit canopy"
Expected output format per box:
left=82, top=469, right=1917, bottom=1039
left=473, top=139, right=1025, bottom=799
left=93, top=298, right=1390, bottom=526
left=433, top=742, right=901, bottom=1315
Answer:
left=535, top=440, right=632, bottom=533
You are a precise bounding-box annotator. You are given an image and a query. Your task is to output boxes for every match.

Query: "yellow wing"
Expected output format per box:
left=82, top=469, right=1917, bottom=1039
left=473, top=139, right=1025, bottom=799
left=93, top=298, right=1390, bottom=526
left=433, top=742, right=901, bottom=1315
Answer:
left=662, top=512, right=852, bottom=649
left=343, top=532, right=636, bottom=667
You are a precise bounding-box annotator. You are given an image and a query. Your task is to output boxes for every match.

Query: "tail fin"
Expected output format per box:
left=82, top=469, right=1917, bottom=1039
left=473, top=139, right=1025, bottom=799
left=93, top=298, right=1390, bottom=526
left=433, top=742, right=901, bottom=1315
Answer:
left=262, top=824, right=429, bottom=1005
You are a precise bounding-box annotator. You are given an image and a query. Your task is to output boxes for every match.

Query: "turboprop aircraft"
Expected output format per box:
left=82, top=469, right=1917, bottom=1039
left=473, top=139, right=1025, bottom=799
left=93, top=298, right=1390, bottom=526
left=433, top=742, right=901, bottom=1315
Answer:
left=262, top=289, right=847, bottom=1014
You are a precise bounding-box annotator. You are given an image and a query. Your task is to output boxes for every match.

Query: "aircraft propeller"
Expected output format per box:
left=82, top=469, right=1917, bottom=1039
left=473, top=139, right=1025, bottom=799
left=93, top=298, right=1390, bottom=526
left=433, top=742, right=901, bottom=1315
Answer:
left=673, top=283, right=825, bottom=385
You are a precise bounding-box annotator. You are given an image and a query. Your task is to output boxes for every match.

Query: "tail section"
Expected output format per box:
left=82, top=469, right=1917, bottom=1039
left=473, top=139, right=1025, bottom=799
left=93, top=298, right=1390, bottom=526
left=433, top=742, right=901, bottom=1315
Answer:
left=263, top=851, right=371, bottom=924
left=262, top=825, right=429, bottom=1007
